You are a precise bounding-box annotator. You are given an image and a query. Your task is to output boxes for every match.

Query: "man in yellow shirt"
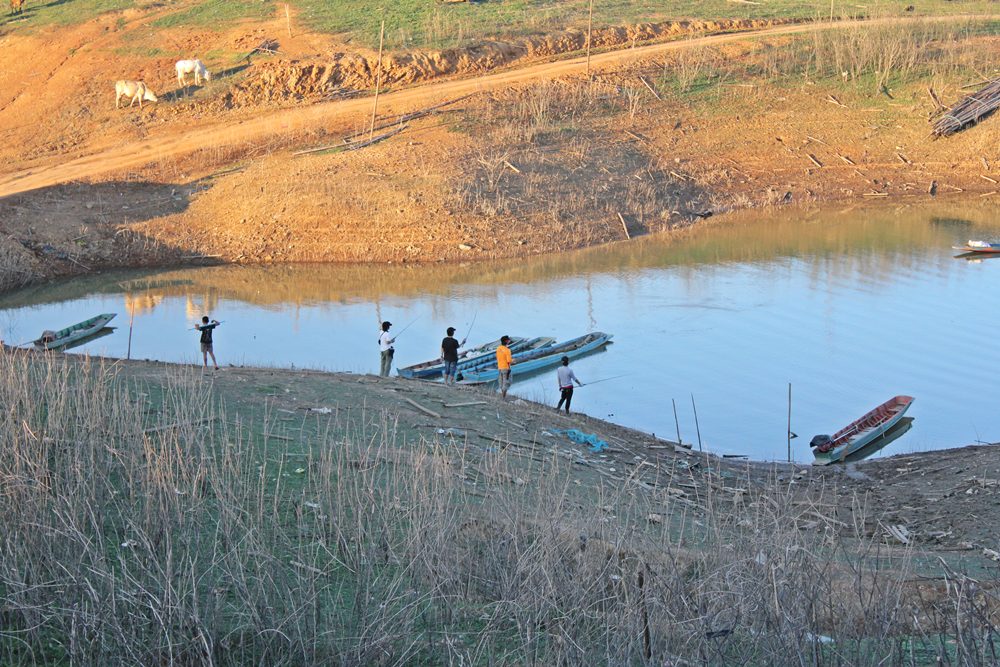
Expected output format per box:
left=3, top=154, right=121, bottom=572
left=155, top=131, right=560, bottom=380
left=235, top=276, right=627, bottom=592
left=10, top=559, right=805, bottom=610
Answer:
left=496, top=335, right=514, bottom=398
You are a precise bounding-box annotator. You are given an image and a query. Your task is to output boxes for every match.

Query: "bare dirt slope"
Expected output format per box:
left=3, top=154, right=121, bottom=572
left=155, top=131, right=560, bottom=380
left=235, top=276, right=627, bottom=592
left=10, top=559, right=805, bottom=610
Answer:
left=0, top=15, right=983, bottom=198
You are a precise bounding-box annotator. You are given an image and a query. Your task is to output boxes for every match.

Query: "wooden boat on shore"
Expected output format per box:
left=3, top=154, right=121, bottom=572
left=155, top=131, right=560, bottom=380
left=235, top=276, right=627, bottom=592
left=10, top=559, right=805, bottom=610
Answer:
left=33, top=313, right=116, bottom=351
left=457, top=332, right=612, bottom=385
left=397, top=336, right=555, bottom=379
left=810, top=395, right=914, bottom=466
left=953, top=240, right=1000, bottom=254
left=398, top=336, right=525, bottom=379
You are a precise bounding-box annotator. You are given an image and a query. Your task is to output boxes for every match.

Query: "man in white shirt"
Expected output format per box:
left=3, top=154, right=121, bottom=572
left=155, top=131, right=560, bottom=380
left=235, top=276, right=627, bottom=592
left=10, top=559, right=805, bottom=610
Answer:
left=555, top=356, right=584, bottom=413
left=378, top=321, right=395, bottom=377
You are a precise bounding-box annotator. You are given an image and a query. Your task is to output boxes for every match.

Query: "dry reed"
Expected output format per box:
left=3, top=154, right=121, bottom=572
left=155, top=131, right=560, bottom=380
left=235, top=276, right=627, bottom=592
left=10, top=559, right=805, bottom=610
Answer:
left=0, top=354, right=996, bottom=664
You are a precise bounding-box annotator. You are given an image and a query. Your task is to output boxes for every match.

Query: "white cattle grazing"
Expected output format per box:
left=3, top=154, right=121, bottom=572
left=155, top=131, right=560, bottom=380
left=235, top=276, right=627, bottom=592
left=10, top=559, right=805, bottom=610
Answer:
left=115, top=80, right=158, bottom=109
left=175, top=59, right=211, bottom=87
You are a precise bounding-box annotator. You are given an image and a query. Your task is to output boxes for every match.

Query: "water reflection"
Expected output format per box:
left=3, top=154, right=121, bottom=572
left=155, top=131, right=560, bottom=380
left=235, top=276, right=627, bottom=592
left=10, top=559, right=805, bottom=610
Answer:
left=2, top=201, right=1000, bottom=461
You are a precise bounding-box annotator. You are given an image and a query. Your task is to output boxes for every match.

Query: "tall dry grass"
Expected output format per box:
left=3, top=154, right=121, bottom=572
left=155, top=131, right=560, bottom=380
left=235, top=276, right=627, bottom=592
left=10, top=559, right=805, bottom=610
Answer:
left=0, top=353, right=997, bottom=664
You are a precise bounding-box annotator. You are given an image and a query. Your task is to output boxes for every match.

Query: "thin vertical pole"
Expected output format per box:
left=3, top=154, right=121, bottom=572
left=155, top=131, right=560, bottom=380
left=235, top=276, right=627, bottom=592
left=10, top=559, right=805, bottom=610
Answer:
left=787, top=382, right=792, bottom=463
left=691, top=393, right=702, bottom=452
left=585, top=0, right=594, bottom=78
left=830, top=0, right=834, bottom=22
left=126, top=300, right=135, bottom=361
left=672, top=398, right=682, bottom=446
left=285, top=3, right=292, bottom=38
left=369, top=19, right=385, bottom=141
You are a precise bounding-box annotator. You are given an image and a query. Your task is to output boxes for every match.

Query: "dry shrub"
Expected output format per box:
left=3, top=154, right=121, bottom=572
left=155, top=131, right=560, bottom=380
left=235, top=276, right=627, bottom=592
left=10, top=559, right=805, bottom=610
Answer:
left=0, top=355, right=997, bottom=664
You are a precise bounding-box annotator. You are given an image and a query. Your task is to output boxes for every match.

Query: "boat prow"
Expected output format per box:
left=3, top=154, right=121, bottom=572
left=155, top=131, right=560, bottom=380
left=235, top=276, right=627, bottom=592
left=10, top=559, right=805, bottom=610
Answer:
left=811, top=395, right=914, bottom=466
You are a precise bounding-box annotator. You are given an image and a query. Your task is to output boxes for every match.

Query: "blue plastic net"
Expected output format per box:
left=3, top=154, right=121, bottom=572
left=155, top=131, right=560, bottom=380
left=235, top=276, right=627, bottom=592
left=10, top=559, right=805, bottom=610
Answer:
left=556, top=428, right=608, bottom=453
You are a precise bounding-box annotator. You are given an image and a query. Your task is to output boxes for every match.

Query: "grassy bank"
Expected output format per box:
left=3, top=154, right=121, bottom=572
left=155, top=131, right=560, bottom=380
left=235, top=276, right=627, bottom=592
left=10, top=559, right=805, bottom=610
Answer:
left=0, top=353, right=997, bottom=664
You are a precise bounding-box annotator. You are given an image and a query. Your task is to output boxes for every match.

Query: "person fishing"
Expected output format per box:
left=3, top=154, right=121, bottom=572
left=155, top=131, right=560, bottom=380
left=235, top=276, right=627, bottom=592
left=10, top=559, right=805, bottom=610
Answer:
left=441, top=326, right=461, bottom=386
left=195, top=316, right=221, bottom=370
left=378, top=321, right=395, bottom=377
left=496, top=335, right=514, bottom=398
left=555, top=356, right=584, bottom=414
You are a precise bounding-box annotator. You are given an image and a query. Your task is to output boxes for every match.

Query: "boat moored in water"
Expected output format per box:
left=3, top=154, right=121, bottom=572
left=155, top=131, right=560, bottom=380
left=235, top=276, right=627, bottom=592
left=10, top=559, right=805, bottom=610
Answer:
left=457, top=332, right=612, bottom=385
left=953, top=240, right=1000, bottom=254
left=810, top=395, right=914, bottom=465
left=33, top=313, right=117, bottom=351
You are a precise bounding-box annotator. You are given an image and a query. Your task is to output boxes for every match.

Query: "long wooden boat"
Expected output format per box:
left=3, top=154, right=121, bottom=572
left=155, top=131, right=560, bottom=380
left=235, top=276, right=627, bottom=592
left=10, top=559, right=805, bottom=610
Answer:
left=953, top=240, right=1000, bottom=254
left=33, top=313, right=116, bottom=351
left=811, top=395, right=914, bottom=466
left=397, top=336, right=534, bottom=379
left=457, top=332, right=612, bottom=385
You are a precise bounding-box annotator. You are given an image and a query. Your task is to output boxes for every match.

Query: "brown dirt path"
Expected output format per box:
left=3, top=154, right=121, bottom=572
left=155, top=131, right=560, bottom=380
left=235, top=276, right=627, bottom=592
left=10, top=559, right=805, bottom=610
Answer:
left=2, top=14, right=994, bottom=198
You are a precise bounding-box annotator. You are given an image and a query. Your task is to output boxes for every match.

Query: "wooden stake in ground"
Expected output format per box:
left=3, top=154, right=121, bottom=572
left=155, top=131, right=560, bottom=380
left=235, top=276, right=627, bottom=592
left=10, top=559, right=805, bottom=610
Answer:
left=285, top=3, right=292, bottom=39
left=369, top=19, right=385, bottom=141
left=127, top=299, right=135, bottom=361
left=617, top=212, right=631, bottom=240
left=585, top=0, right=594, bottom=78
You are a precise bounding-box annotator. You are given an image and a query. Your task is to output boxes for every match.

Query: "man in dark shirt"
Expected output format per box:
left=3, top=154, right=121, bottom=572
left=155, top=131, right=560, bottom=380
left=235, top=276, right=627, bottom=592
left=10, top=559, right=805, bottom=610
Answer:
left=441, top=327, right=461, bottom=386
left=196, top=316, right=221, bottom=370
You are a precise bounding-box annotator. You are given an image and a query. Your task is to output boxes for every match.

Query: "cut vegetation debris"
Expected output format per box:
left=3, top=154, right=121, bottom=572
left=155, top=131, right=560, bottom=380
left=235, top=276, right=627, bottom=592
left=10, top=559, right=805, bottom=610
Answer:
left=932, top=77, right=1000, bottom=137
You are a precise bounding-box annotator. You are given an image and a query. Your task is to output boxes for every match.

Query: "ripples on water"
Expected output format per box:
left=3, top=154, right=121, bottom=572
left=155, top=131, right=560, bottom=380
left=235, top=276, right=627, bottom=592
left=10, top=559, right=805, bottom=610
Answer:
left=3, top=203, right=1000, bottom=461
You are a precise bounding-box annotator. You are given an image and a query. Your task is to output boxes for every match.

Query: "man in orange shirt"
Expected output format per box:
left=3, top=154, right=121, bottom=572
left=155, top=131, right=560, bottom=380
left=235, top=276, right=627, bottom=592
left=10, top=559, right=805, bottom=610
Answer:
left=496, top=335, right=514, bottom=398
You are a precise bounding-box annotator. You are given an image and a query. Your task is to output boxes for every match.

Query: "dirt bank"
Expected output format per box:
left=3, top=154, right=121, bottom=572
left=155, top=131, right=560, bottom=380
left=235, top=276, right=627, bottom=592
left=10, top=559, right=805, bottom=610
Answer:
left=2, top=14, right=1000, bottom=289
left=112, top=356, right=1000, bottom=571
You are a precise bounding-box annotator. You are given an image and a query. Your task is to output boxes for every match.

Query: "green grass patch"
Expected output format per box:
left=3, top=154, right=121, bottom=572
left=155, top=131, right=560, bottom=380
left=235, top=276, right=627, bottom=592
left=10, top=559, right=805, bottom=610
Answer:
left=2, top=0, right=132, bottom=28
left=289, top=0, right=1000, bottom=50
left=151, top=0, right=277, bottom=30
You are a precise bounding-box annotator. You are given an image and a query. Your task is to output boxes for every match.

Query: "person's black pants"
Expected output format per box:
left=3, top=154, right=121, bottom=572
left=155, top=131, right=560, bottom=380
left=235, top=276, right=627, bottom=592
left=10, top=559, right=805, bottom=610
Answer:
left=557, top=386, right=573, bottom=412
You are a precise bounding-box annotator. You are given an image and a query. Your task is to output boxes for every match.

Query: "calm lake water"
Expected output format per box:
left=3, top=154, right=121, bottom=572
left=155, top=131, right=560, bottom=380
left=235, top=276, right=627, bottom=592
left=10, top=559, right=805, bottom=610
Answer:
left=3, top=203, right=1000, bottom=461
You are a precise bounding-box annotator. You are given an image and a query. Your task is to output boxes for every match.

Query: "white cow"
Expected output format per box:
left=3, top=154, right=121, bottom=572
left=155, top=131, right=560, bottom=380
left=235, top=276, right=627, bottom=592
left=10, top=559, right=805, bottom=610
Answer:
left=175, top=59, right=211, bottom=87
left=115, top=80, right=158, bottom=109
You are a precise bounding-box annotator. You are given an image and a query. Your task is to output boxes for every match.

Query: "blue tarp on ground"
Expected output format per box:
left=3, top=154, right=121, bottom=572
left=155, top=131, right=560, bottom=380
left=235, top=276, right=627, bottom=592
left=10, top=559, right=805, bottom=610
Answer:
left=556, top=428, right=608, bottom=453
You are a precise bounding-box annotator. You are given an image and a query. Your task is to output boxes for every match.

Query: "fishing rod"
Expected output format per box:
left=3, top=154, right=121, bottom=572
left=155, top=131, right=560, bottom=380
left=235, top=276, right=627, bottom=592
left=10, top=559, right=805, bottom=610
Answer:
left=579, top=373, right=630, bottom=386
left=461, top=309, right=478, bottom=346
left=189, top=320, right=225, bottom=331
left=391, top=316, right=420, bottom=339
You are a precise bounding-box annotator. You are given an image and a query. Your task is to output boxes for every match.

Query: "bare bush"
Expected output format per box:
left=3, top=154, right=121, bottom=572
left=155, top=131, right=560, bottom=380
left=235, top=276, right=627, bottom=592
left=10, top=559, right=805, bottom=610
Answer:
left=0, top=355, right=996, bottom=664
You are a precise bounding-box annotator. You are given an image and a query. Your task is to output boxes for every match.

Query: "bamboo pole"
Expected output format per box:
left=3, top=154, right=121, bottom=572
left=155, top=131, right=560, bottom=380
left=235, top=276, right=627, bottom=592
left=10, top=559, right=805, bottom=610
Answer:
left=126, top=300, right=135, bottom=361
left=787, top=382, right=792, bottom=463
left=691, top=393, right=702, bottom=452
left=369, top=19, right=385, bottom=141
left=672, top=398, right=682, bottom=446
left=585, top=0, right=594, bottom=78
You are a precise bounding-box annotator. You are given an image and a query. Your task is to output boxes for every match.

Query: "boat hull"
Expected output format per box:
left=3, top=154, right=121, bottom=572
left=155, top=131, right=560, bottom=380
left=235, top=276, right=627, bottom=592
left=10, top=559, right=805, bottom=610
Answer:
left=812, top=395, right=914, bottom=465
left=397, top=336, right=535, bottom=379
left=34, top=313, right=117, bottom=350
left=458, top=332, right=612, bottom=385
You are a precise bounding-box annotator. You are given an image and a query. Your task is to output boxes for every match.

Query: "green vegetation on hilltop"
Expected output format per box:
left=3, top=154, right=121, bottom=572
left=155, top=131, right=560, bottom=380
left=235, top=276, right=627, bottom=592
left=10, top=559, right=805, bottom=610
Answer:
left=290, top=0, right=1000, bottom=50
left=151, top=0, right=277, bottom=29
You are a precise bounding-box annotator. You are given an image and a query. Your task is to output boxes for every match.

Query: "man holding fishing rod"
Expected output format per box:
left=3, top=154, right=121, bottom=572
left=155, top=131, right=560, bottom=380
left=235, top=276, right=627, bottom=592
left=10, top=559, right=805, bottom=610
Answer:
left=195, top=316, right=221, bottom=371
left=555, top=356, right=584, bottom=414
left=379, top=316, right=420, bottom=377
left=378, top=321, right=395, bottom=377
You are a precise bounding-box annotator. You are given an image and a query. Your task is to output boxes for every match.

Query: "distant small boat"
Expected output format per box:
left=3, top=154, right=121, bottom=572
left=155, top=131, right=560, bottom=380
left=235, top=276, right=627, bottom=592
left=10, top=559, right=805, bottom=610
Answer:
left=396, top=336, right=550, bottom=379
left=458, top=332, right=613, bottom=385
left=953, top=240, right=1000, bottom=254
left=33, top=313, right=116, bottom=351
left=810, top=395, right=914, bottom=466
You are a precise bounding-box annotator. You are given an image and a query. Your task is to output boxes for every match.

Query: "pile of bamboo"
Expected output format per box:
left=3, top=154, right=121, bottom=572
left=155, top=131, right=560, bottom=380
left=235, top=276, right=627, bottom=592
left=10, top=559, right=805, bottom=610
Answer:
left=933, top=77, right=1000, bottom=137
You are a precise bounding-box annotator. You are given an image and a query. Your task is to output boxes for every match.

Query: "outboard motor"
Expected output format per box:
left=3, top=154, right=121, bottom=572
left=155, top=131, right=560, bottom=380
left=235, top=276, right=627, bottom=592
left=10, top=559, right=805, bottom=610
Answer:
left=810, top=434, right=834, bottom=453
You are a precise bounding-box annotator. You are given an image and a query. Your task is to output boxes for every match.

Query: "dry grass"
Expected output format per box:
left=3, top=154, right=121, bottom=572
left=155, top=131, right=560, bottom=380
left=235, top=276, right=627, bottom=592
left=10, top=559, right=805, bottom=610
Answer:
left=0, top=354, right=997, bottom=663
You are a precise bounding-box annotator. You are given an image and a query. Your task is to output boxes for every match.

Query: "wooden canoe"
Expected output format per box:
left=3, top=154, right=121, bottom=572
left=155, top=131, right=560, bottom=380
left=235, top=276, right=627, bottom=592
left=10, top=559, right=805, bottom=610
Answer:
left=33, top=313, right=117, bottom=350
left=811, top=395, right=914, bottom=466
left=457, top=332, right=612, bottom=385
left=953, top=240, right=1000, bottom=254
left=397, top=336, right=555, bottom=379
left=397, top=336, right=527, bottom=379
